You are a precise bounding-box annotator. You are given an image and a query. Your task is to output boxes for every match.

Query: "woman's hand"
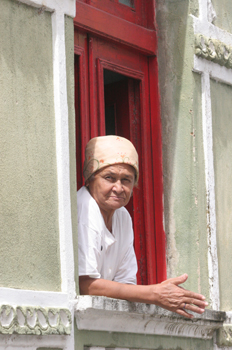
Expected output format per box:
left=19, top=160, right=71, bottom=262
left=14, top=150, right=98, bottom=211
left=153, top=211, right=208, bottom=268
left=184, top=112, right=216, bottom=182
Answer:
left=79, top=273, right=208, bottom=319
left=148, top=274, right=208, bottom=318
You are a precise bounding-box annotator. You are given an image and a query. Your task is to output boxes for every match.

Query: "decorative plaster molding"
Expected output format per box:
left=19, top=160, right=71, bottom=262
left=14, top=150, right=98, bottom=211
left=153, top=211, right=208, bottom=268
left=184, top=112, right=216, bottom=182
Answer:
left=193, top=16, right=232, bottom=47
left=195, top=34, right=232, bottom=69
left=217, top=325, right=232, bottom=347
left=0, top=305, right=71, bottom=335
left=75, top=296, right=226, bottom=339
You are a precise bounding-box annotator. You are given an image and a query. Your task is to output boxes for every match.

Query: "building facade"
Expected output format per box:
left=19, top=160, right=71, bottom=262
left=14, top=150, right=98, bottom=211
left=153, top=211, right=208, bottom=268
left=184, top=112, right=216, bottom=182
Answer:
left=1, top=0, right=232, bottom=349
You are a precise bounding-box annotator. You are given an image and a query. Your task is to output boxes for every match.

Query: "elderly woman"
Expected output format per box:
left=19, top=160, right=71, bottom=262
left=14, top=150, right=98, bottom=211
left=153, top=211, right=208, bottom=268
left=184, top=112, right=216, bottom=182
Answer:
left=77, top=135, right=208, bottom=318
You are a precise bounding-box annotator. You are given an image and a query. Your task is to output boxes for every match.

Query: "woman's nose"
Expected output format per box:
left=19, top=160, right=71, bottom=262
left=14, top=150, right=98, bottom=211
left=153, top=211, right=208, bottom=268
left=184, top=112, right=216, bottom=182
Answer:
left=113, top=180, right=123, bottom=192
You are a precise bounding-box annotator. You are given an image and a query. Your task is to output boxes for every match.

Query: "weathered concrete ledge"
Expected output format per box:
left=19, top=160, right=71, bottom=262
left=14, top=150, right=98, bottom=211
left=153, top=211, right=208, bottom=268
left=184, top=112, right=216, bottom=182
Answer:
left=75, top=296, right=226, bottom=339
left=0, top=305, right=72, bottom=335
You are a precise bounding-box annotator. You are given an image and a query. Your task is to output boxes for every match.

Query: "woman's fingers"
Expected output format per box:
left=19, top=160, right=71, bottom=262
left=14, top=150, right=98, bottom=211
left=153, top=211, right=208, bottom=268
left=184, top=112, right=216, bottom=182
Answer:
left=182, top=296, right=208, bottom=308
left=176, top=302, right=205, bottom=318
left=155, top=277, right=208, bottom=316
left=164, top=273, right=188, bottom=286
left=183, top=302, right=205, bottom=314
left=164, top=275, right=206, bottom=300
left=177, top=294, right=208, bottom=313
left=162, top=276, right=207, bottom=307
left=176, top=307, right=194, bottom=319
left=182, top=288, right=206, bottom=301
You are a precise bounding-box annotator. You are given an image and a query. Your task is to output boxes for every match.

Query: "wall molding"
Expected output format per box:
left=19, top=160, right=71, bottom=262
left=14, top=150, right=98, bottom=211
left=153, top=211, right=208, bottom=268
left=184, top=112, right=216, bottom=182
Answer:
left=75, top=296, right=226, bottom=339
left=217, top=324, right=232, bottom=347
left=0, top=305, right=71, bottom=336
left=193, top=16, right=232, bottom=47
left=195, top=34, right=232, bottom=69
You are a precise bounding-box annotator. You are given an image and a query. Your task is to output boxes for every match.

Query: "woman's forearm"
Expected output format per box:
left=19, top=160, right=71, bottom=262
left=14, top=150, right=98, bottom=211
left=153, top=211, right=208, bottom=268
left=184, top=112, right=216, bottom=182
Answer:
left=80, top=276, right=152, bottom=302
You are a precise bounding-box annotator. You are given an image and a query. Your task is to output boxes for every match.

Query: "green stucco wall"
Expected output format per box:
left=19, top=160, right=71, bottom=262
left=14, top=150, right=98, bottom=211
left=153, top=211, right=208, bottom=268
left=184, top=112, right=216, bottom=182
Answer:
left=211, top=0, right=232, bottom=33
left=75, top=329, right=213, bottom=350
left=156, top=0, right=209, bottom=301
left=0, top=0, right=61, bottom=291
left=211, top=79, right=232, bottom=311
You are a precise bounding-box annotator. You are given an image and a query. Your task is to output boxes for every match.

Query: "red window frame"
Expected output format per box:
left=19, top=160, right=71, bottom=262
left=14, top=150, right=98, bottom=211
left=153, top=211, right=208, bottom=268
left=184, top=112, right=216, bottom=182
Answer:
left=74, top=1, right=167, bottom=284
left=77, top=0, right=154, bottom=28
left=74, top=1, right=157, bottom=55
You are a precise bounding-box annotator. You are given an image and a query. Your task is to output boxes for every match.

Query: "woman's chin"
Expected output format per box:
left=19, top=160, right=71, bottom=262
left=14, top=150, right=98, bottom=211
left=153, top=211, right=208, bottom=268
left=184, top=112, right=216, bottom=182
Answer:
left=107, top=198, right=125, bottom=209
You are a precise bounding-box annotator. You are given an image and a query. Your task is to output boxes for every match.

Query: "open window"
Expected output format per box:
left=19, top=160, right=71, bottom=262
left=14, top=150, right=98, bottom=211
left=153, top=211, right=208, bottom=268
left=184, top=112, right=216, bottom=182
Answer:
left=74, top=1, right=166, bottom=285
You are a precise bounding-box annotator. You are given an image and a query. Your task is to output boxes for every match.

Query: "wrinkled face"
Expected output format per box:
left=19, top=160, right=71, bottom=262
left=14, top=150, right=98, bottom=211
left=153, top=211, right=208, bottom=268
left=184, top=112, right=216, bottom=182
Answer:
left=87, top=164, right=135, bottom=216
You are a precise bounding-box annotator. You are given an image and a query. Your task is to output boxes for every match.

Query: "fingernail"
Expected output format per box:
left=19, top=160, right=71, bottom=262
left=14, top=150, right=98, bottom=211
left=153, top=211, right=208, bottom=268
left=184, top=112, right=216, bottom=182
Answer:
left=205, top=302, right=208, bottom=306
left=200, top=308, right=205, bottom=313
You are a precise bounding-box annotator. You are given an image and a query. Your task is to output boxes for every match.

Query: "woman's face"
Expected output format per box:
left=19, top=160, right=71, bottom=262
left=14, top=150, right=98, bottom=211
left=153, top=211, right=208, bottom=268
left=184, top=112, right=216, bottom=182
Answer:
left=88, top=164, right=135, bottom=217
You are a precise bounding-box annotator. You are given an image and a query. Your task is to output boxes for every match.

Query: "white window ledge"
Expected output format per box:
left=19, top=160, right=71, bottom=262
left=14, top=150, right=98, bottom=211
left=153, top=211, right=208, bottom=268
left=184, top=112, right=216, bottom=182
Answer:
left=75, top=296, right=225, bottom=339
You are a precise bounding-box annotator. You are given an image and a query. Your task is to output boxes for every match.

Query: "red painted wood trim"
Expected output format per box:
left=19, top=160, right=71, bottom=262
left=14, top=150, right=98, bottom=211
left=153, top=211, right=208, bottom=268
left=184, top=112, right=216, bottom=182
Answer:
left=96, top=57, right=146, bottom=136
left=74, top=45, right=90, bottom=146
left=148, top=56, right=167, bottom=283
left=74, top=1, right=157, bottom=55
left=139, top=77, right=158, bottom=285
left=96, top=59, right=106, bottom=136
left=78, top=0, right=143, bottom=27
left=97, top=58, right=144, bottom=81
left=88, top=37, right=98, bottom=138
left=74, top=45, right=89, bottom=188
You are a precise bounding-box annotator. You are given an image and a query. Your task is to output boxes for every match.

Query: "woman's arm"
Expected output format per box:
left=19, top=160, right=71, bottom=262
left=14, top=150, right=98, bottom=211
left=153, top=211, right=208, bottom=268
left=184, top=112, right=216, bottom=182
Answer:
left=79, top=274, right=208, bottom=319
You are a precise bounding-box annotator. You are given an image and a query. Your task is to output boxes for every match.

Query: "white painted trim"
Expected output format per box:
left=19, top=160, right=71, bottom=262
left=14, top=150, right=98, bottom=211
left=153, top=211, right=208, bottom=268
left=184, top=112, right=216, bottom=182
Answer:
left=52, top=9, right=76, bottom=300
left=194, top=56, right=232, bottom=85
left=193, top=57, right=221, bottom=310
left=201, top=70, right=219, bottom=311
left=199, top=0, right=208, bottom=22
left=193, top=57, right=232, bottom=311
left=18, top=0, right=76, bottom=17
left=0, top=288, right=68, bottom=308
left=193, top=16, right=232, bottom=46
left=51, top=7, right=75, bottom=344
left=194, top=0, right=232, bottom=314
left=226, top=312, right=232, bottom=323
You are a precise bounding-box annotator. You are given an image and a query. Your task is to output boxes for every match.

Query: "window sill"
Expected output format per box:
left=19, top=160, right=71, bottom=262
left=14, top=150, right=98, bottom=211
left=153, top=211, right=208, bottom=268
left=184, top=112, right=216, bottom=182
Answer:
left=75, top=296, right=226, bottom=339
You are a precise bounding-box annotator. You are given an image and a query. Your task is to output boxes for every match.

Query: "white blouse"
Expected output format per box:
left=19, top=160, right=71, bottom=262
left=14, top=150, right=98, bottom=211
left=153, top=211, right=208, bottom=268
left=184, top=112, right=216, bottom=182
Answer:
left=77, top=186, right=137, bottom=284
